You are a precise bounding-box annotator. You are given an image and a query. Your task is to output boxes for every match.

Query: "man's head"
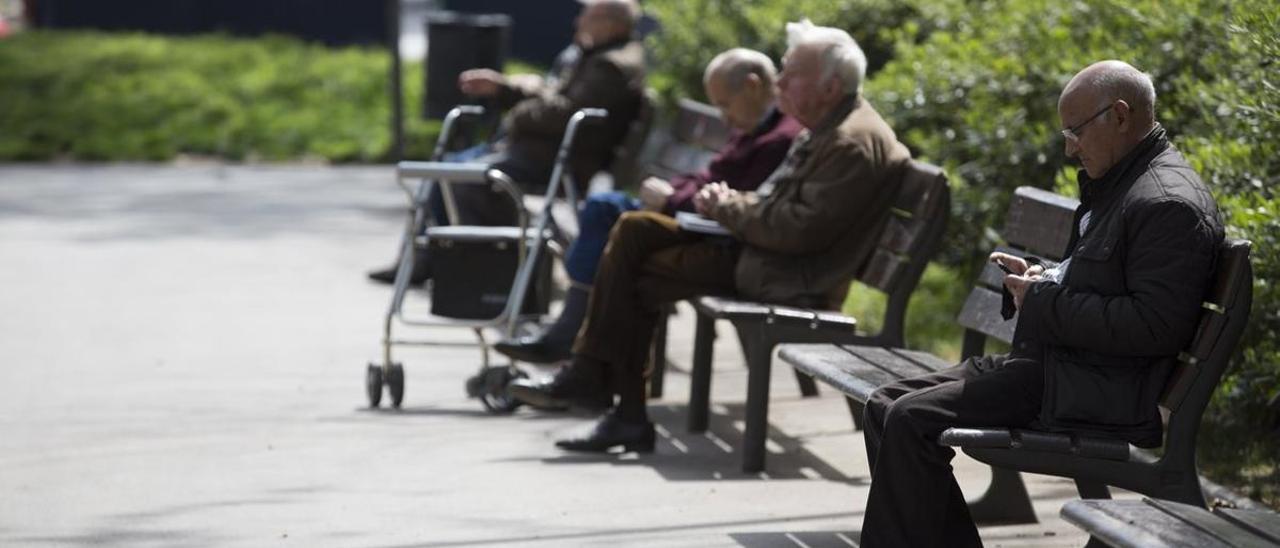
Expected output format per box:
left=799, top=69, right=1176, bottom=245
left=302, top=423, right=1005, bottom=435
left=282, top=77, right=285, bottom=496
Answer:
left=1058, top=60, right=1158, bottom=179
left=776, top=19, right=866, bottom=128
left=574, top=0, right=639, bottom=49
left=703, top=48, right=779, bottom=132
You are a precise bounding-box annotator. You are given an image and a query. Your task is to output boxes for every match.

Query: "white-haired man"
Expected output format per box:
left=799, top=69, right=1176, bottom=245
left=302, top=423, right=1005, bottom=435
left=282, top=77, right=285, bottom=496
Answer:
left=858, top=60, right=1223, bottom=547
left=510, top=20, right=911, bottom=452
left=493, top=48, right=803, bottom=365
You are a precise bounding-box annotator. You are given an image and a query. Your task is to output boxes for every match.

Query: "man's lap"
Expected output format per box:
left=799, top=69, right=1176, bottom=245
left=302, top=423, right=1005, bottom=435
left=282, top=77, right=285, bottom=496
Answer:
left=880, top=355, right=1044, bottom=432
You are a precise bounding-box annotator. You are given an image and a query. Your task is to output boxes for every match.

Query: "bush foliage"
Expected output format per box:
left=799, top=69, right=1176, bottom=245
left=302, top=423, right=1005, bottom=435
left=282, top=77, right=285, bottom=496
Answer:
left=0, top=31, right=441, bottom=162
left=648, top=0, right=1279, bottom=504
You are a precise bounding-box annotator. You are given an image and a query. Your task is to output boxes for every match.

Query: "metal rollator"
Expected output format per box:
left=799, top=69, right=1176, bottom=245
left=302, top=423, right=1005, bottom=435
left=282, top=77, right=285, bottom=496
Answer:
left=367, top=107, right=607, bottom=413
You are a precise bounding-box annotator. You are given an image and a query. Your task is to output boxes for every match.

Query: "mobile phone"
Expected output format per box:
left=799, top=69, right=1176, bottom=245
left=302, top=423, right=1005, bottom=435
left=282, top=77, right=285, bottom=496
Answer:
left=995, top=260, right=1014, bottom=275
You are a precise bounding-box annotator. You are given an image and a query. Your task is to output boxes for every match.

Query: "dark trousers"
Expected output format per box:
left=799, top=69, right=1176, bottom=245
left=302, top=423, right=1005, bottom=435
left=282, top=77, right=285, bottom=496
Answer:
left=572, top=211, right=739, bottom=421
left=860, top=354, right=1044, bottom=548
left=564, top=191, right=640, bottom=285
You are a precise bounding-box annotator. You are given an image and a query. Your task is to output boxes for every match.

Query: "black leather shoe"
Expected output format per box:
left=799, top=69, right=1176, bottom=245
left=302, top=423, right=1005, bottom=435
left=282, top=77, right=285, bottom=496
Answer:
left=367, top=253, right=431, bottom=285
left=507, top=366, right=611, bottom=412
left=494, top=335, right=572, bottom=364
left=367, top=265, right=430, bottom=285
left=556, top=414, right=655, bottom=453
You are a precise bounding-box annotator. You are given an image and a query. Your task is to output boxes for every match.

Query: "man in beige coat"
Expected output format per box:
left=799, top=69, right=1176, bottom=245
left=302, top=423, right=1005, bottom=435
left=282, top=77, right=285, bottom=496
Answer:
left=510, top=20, right=911, bottom=452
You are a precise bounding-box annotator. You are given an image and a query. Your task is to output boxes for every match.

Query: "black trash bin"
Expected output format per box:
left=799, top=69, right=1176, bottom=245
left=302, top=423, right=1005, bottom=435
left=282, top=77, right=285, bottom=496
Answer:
left=424, top=11, right=511, bottom=119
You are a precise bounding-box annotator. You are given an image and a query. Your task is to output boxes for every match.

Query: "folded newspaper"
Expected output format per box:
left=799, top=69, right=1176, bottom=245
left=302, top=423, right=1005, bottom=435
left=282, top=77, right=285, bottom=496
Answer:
left=675, top=211, right=732, bottom=236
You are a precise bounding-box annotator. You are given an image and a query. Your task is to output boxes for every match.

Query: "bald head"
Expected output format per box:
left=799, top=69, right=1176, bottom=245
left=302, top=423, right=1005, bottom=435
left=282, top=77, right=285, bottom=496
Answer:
left=1058, top=60, right=1159, bottom=178
left=1061, top=60, right=1157, bottom=126
left=704, top=48, right=778, bottom=90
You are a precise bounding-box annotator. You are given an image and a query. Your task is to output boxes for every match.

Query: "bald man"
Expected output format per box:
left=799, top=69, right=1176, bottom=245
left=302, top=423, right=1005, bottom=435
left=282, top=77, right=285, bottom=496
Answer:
left=858, top=60, right=1224, bottom=547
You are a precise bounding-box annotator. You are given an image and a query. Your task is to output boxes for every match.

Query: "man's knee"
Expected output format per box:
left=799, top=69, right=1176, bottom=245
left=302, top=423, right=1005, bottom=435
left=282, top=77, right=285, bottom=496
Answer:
left=611, top=210, right=670, bottom=242
left=580, top=192, right=631, bottom=229
left=865, top=385, right=899, bottom=427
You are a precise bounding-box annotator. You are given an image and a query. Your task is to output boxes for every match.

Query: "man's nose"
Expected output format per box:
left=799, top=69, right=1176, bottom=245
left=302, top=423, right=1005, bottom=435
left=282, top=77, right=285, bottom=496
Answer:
left=1064, top=137, right=1079, bottom=158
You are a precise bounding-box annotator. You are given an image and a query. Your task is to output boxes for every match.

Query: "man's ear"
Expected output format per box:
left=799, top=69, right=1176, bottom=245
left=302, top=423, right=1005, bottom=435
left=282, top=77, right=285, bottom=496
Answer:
left=1113, top=99, right=1131, bottom=131
left=823, top=76, right=843, bottom=101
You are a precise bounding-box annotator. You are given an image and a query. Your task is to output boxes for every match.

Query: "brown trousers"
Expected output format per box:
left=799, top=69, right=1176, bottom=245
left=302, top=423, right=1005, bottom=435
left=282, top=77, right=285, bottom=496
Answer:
left=571, top=211, right=739, bottom=419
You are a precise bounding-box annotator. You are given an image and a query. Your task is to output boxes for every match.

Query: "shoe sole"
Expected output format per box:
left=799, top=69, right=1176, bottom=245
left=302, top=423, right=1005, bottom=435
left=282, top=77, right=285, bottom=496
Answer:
left=492, top=345, right=571, bottom=365
left=555, top=440, right=654, bottom=453
left=506, top=383, right=570, bottom=409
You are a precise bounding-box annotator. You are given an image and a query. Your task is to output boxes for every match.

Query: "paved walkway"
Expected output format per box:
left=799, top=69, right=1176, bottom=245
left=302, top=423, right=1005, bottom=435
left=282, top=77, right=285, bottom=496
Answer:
left=0, top=164, right=1097, bottom=547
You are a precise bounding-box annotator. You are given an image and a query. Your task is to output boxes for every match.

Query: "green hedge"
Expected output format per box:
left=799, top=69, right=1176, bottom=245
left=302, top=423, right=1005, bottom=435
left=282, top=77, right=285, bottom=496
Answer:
left=649, top=0, right=1279, bottom=505
left=0, top=31, right=440, bottom=161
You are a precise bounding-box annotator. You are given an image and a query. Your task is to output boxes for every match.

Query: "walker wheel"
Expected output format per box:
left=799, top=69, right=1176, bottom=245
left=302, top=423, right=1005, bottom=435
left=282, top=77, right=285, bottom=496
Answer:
left=387, top=363, right=405, bottom=408
left=465, top=366, right=526, bottom=415
left=365, top=363, right=384, bottom=408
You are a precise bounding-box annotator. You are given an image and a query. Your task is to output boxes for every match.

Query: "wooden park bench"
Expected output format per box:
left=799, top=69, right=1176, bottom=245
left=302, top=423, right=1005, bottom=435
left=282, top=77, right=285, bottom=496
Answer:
left=778, top=186, right=1253, bottom=525
left=648, top=160, right=950, bottom=473
left=1062, top=497, right=1280, bottom=547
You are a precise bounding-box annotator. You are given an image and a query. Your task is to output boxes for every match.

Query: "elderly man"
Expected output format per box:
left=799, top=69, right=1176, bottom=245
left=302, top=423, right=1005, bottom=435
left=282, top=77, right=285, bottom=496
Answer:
left=369, top=0, right=646, bottom=284
left=494, top=48, right=803, bottom=364
left=510, top=21, right=911, bottom=452
left=858, top=60, right=1223, bottom=548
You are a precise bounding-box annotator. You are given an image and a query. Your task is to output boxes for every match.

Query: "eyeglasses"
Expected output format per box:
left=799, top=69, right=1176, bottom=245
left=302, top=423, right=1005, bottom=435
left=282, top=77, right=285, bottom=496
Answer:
left=1061, top=103, right=1114, bottom=143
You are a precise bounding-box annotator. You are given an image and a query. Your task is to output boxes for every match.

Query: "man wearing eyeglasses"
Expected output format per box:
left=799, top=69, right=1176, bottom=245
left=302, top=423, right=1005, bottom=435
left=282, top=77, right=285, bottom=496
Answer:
left=857, top=60, right=1223, bottom=547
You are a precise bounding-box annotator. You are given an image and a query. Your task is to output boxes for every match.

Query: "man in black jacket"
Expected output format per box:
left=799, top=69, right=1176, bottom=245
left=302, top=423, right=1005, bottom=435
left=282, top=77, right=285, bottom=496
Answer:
left=858, top=60, right=1223, bottom=548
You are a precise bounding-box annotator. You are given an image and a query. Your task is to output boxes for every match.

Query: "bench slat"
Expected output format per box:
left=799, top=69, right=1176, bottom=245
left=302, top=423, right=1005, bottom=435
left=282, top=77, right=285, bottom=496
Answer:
left=1003, top=187, right=1079, bottom=260
left=841, top=345, right=948, bottom=377
left=778, top=344, right=888, bottom=402
left=1062, top=499, right=1238, bottom=548
left=1148, top=498, right=1278, bottom=548
left=859, top=248, right=910, bottom=293
left=1217, top=508, right=1280, bottom=546
left=693, top=296, right=858, bottom=331
left=957, top=287, right=1017, bottom=343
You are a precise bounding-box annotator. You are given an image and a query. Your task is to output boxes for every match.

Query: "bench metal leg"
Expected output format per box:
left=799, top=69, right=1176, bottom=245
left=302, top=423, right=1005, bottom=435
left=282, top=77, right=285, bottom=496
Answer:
left=648, top=311, right=669, bottom=398
left=793, top=368, right=820, bottom=397
left=1084, top=537, right=1109, bottom=548
left=845, top=396, right=864, bottom=431
left=1075, top=480, right=1112, bottom=500
left=741, top=329, right=774, bottom=473
left=967, top=466, right=1038, bottom=524
left=686, top=312, right=716, bottom=432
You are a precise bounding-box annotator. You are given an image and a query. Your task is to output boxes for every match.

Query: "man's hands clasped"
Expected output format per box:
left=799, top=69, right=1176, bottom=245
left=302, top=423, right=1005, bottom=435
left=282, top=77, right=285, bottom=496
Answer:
left=693, top=182, right=737, bottom=216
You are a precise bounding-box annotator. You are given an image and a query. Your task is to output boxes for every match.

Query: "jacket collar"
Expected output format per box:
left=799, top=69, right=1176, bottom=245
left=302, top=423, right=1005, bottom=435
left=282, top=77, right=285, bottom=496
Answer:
left=810, top=94, right=860, bottom=137
left=1077, top=124, right=1168, bottom=209
left=747, top=105, right=783, bottom=138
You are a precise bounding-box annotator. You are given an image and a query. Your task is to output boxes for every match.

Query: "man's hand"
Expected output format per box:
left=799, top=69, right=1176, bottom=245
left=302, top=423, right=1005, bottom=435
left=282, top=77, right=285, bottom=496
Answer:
left=990, top=252, right=1045, bottom=309
left=458, top=69, right=506, bottom=97
left=638, top=177, right=674, bottom=211
left=693, top=182, right=736, bottom=216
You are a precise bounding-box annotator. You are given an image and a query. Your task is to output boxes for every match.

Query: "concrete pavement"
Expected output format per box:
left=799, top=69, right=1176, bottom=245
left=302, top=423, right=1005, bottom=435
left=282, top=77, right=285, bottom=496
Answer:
left=0, top=164, right=1097, bottom=547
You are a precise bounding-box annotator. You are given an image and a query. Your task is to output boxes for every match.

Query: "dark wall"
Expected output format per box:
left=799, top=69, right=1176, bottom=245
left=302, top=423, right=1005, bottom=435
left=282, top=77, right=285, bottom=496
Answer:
left=442, top=0, right=579, bottom=67
left=31, top=0, right=389, bottom=46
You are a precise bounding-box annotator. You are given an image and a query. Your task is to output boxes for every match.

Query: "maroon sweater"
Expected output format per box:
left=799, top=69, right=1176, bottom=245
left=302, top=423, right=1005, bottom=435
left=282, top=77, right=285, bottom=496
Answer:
left=664, top=108, right=804, bottom=214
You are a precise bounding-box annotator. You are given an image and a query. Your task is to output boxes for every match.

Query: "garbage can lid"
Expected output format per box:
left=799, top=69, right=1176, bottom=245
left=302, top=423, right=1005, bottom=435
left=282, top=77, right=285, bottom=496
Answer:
left=424, top=11, right=512, bottom=28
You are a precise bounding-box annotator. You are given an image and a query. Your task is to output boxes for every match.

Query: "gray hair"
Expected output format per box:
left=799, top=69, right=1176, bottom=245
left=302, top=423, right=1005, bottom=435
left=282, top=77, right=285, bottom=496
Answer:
left=703, top=48, right=778, bottom=90
left=784, top=19, right=867, bottom=95
left=591, top=0, right=641, bottom=32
